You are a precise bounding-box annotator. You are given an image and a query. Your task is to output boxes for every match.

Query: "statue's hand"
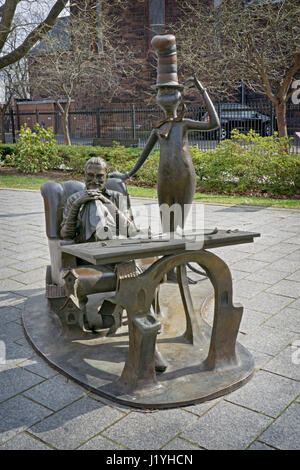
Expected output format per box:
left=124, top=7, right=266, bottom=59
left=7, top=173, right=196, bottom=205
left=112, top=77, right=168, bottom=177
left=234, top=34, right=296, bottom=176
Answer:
left=108, top=171, right=129, bottom=180
left=72, top=190, right=97, bottom=208
left=184, top=76, right=206, bottom=94
left=194, top=77, right=206, bottom=93
left=184, top=77, right=195, bottom=89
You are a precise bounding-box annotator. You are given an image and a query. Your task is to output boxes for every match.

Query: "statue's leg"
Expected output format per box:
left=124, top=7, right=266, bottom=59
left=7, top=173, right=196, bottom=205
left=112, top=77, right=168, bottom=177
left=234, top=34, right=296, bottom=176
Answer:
left=193, top=253, right=243, bottom=371
left=119, top=308, right=162, bottom=392
left=176, top=264, right=206, bottom=345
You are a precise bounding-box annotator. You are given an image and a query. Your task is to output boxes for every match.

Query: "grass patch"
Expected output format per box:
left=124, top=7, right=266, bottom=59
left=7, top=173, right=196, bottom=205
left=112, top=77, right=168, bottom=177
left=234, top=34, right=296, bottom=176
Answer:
left=0, top=173, right=299, bottom=209
left=0, top=174, right=65, bottom=190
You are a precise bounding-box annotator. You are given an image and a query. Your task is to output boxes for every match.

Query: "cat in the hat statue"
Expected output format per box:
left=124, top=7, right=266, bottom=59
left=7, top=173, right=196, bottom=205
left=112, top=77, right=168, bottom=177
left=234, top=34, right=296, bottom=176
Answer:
left=109, top=34, right=220, bottom=277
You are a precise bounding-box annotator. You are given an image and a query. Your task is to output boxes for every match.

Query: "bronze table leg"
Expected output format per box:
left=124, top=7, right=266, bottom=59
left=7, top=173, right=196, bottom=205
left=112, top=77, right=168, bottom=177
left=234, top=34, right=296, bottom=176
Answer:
left=113, top=250, right=245, bottom=395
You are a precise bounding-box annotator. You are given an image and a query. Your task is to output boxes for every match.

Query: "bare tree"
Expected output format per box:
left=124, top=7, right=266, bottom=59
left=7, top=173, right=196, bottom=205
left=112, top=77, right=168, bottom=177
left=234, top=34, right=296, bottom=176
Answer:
left=0, top=57, right=29, bottom=142
left=176, top=0, right=300, bottom=139
left=30, top=1, right=136, bottom=144
left=0, top=0, right=69, bottom=70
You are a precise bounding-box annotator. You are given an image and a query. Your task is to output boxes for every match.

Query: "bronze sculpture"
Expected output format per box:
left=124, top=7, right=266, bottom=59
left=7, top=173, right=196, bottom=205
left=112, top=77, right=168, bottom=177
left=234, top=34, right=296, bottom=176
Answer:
left=24, top=34, right=260, bottom=409
left=109, top=34, right=220, bottom=232
left=109, top=34, right=220, bottom=281
left=61, top=157, right=138, bottom=243
left=53, top=156, right=167, bottom=372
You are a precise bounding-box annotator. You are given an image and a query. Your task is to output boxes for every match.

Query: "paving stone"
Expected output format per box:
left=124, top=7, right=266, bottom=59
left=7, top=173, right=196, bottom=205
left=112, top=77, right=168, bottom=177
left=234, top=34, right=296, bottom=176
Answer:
left=247, top=349, right=274, bottom=371
left=13, top=251, right=47, bottom=262
left=259, top=403, right=300, bottom=450
left=78, top=435, right=126, bottom=450
left=0, top=432, right=52, bottom=450
left=268, top=258, right=300, bottom=274
left=250, top=249, right=285, bottom=263
left=11, top=258, right=48, bottom=273
left=264, top=308, right=300, bottom=333
left=260, top=234, right=296, bottom=245
left=243, top=292, right=293, bottom=314
left=262, top=344, right=300, bottom=381
left=87, top=393, right=132, bottom=414
left=286, top=270, right=300, bottom=282
left=0, top=341, right=34, bottom=371
left=29, top=397, right=124, bottom=450
left=226, top=370, right=300, bottom=417
left=184, top=398, right=222, bottom=417
left=0, top=292, right=25, bottom=309
left=238, top=309, right=270, bottom=335
left=1, top=191, right=300, bottom=451
left=230, top=259, right=269, bottom=273
left=180, top=401, right=271, bottom=450
left=230, top=269, right=249, bottom=281
left=0, top=278, right=25, bottom=291
left=161, top=438, right=202, bottom=450
left=232, top=243, right=270, bottom=255
left=240, top=325, right=297, bottom=356
left=283, top=236, right=300, bottom=245
left=248, top=441, right=276, bottom=450
left=0, top=321, right=24, bottom=343
left=0, top=395, right=53, bottom=445
left=245, top=268, right=287, bottom=285
left=12, top=268, right=46, bottom=286
left=283, top=250, right=300, bottom=262
left=18, top=355, right=58, bottom=379
left=289, top=298, right=300, bottom=309
left=266, top=280, right=300, bottom=299
left=274, top=241, right=300, bottom=254
left=103, top=409, right=197, bottom=450
left=215, top=250, right=251, bottom=264
left=0, top=367, right=44, bottom=403
left=0, top=267, right=23, bottom=280
left=0, top=306, right=21, bottom=324
left=233, top=279, right=269, bottom=301
left=0, top=257, right=15, bottom=269
left=23, top=375, right=87, bottom=411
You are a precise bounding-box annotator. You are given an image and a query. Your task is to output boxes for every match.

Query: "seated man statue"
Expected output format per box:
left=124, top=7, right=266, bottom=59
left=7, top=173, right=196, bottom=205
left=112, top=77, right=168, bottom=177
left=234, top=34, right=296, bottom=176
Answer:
left=60, top=156, right=167, bottom=372
left=61, top=156, right=138, bottom=243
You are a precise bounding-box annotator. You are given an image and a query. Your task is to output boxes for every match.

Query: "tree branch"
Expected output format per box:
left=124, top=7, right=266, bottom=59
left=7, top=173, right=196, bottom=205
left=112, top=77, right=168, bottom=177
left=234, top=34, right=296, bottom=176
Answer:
left=0, top=0, right=68, bottom=70
left=0, top=0, right=19, bottom=53
left=279, top=53, right=300, bottom=102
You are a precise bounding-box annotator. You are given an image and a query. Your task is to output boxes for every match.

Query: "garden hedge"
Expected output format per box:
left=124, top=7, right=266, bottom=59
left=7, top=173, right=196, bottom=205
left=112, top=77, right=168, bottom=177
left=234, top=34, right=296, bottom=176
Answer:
left=1, top=126, right=299, bottom=197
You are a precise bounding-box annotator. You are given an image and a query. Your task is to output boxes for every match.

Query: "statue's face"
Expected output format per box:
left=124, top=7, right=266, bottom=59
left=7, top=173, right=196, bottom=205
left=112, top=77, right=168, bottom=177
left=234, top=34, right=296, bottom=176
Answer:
left=156, top=86, right=182, bottom=116
left=84, top=164, right=107, bottom=191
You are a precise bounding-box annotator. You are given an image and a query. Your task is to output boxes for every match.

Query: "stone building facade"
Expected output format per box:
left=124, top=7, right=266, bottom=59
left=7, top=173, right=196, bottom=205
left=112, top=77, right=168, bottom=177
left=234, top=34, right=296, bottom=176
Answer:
left=30, top=0, right=208, bottom=110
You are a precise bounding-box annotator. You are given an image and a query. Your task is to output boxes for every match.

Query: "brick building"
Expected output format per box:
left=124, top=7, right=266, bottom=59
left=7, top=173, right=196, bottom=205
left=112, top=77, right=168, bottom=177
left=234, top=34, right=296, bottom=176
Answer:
left=29, top=0, right=209, bottom=111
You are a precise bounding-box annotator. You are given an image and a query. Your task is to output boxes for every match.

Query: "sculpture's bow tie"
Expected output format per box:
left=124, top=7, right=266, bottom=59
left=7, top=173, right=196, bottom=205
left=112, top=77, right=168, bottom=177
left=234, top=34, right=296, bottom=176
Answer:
left=155, top=104, right=187, bottom=139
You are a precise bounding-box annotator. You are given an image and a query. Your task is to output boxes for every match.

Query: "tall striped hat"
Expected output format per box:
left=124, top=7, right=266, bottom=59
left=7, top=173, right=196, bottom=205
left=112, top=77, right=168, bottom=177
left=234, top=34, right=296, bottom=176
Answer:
left=151, top=34, right=184, bottom=90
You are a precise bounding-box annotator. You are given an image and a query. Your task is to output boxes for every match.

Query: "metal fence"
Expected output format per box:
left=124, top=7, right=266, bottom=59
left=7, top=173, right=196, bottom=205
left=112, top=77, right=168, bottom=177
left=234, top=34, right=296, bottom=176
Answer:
left=7, top=101, right=300, bottom=152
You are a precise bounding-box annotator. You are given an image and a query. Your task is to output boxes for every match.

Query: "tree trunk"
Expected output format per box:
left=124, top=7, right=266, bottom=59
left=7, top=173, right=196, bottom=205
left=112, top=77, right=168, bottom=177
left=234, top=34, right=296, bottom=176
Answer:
left=0, top=106, right=7, bottom=143
left=274, top=100, right=290, bottom=153
left=274, top=101, right=288, bottom=139
left=61, top=111, right=71, bottom=145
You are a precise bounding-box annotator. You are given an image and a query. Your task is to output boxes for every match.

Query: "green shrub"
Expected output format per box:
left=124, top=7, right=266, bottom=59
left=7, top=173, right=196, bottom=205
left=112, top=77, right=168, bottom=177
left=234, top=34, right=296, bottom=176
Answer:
left=0, top=144, right=16, bottom=162
left=4, top=128, right=299, bottom=197
left=5, top=124, right=61, bottom=173
left=191, top=130, right=300, bottom=197
left=58, top=141, right=158, bottom=185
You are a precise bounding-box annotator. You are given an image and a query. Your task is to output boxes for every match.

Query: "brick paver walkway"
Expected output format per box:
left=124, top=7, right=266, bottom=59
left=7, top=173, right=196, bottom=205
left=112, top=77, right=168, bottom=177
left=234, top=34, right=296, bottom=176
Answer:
left=0, top=188, right=299, bottom=450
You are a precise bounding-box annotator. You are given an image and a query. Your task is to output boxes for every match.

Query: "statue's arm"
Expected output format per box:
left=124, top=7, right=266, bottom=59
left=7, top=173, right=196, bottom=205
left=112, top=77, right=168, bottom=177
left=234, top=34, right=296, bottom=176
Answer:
left=60, top=193, right=85, bottom=240
left=108, top=129, right=158, bottom=180
left=184, top=77, right=220, bottom=131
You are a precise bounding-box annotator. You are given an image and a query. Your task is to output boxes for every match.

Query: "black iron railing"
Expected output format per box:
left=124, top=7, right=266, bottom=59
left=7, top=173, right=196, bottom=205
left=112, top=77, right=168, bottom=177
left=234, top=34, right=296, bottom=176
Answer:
left=6, top=101, right=300, bottom=152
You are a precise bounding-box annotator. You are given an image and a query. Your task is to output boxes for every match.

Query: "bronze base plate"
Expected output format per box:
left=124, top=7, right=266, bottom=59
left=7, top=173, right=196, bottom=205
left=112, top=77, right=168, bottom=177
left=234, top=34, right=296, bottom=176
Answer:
left=22, top=281, right=254, bottom=409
